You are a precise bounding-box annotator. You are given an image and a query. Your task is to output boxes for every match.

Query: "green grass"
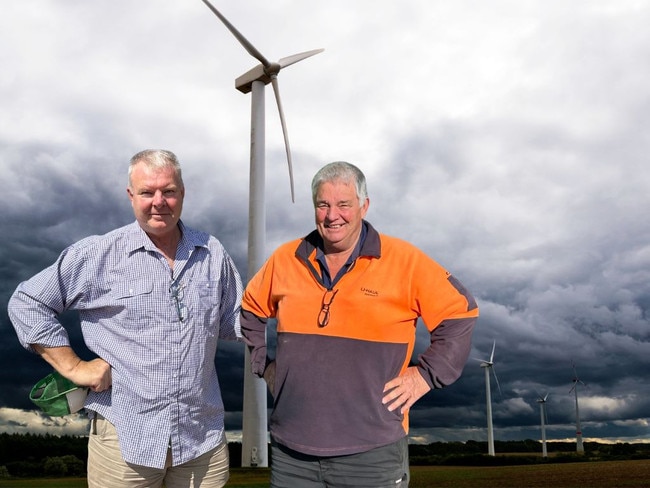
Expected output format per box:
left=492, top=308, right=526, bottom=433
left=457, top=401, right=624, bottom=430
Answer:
left=227, top=468, right=271, bottom=487
left=1, top=460, right=649, bottom=487
left=0, top=470, right=272, bottom=488
left=0, top=479, right=87, bottom=488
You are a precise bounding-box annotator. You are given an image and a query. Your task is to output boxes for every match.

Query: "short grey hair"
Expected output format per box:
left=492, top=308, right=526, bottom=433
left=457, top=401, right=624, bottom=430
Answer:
left=128, top=149, right=184, bottom=188
left=311, top=161, right=368, bottom=206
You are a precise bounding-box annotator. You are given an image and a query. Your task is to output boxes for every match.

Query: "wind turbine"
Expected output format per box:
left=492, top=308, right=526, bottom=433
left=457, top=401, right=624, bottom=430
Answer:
left=570, top=362, right=585, bottom=453
left=199, top=0, right=323, bottom=468
left=474, top=341, right=501, bottom=456
left=536, top=393, right=549, bottom=458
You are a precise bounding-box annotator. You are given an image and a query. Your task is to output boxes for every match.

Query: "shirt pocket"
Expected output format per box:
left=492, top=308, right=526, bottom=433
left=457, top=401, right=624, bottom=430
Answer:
left=113, top=280, right=154, bottom=299
left=109, top=280, right=154, bottom=329
left=190, top=280, right=222, bottom=331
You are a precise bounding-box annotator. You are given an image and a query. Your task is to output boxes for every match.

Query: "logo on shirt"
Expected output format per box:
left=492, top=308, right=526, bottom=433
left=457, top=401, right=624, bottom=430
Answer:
left=361, top=287, right=378, bottom=297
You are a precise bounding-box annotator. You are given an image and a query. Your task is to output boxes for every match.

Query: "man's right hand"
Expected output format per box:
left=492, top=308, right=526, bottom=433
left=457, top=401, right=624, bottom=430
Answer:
left=33, top=345, right=112, bottom=392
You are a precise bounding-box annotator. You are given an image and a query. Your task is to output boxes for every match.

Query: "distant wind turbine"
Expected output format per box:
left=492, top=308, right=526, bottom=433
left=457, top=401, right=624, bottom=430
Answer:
left=199, top=0, right=323, bottom=468
left=537, top=393, right=549, bottom=458
left=570, top=362, right=585, bottom=453
left=474, top=341, right=501, bottom=456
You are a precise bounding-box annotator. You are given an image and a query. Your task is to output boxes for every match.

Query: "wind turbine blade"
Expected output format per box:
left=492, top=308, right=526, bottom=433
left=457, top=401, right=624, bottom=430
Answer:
left=571, top=360, right=580, bottom=378
left=489, top=341, right=496, bottom=363
left=279, top=48, right=324, bottom=69
left=270, top=76, right=295, bottom=202
left=200, top=0, right=270, bottom=67
left=491, top=365, right=502, bottom=396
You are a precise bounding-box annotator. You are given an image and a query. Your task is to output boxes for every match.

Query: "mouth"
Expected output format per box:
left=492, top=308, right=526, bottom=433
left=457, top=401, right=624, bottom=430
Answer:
left=325, top=223, right=344, bottom=229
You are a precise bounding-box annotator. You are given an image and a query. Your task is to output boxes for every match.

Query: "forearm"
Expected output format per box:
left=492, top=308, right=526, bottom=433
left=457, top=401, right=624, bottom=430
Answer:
left=33, top=345, right=82, bottom=376
left=34, top=345, right=112, bottom=392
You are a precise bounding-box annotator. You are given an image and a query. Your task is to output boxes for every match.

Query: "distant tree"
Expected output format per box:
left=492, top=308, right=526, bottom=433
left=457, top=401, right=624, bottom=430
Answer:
left=43, top=456, right=68, bottom=477
left=0, top=466, right=9, bottom=479
left=60, top=455, right=85, bottom=476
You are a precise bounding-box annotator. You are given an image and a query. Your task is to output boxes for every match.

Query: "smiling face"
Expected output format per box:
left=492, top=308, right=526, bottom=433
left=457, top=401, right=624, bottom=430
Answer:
left=127, top=161, right=185, bottom=240
left=314, top=179, right=369, bottom=255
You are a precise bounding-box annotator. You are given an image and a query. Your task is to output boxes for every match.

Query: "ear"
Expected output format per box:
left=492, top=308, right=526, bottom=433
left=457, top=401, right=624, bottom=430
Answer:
left=360, top=197, right=370, bottom=217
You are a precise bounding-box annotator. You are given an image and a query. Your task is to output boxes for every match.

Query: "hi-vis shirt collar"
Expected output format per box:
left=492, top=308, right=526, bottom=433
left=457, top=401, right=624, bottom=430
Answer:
left=295, top=220, right=381, bottom=261
left=295, top=220, right=381, bottom=287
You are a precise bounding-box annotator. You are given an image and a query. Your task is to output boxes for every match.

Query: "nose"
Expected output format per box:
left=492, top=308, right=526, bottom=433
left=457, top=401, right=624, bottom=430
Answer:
left=325, top=206, right=339, bottom=221
left=152, top=190, right=166, bottom=207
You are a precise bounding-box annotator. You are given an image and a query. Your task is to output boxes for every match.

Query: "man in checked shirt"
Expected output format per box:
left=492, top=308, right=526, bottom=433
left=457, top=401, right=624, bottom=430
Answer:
left=8, top=149, right=243, bottom=487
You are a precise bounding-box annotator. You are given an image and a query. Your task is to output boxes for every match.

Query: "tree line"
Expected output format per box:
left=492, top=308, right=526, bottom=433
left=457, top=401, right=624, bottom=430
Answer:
left=0, top=432, right=87, bottom=478
left=1, top=433, right=649, bottom=478
left=408, top=439, right=650, bottom=466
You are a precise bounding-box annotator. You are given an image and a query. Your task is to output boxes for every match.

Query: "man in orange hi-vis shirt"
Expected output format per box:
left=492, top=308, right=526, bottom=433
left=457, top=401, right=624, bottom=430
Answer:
left=241, top=161, right=479, bottom=488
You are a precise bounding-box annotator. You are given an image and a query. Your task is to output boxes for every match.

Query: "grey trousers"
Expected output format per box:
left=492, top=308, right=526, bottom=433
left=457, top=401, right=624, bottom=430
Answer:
left=270, top=436, right=409, bottom=488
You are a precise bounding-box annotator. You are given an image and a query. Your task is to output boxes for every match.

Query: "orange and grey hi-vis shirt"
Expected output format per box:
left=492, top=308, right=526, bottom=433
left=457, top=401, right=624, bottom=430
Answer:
left=241, top=221, right=478, bottom=457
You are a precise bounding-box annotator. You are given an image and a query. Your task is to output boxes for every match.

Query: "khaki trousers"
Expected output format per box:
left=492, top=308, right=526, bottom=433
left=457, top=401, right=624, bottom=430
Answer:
left=87, top=415, right=229, bottom=488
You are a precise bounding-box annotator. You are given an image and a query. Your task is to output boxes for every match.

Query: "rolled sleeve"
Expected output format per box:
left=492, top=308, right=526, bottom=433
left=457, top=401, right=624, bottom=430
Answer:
left=8, top=252, right=82, bottom=353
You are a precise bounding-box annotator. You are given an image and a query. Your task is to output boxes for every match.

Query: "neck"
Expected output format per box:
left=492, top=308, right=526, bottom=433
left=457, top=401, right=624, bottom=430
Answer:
left=322, top=228, right=362, bottom=257
left=148, top=226, right=182, bottom=267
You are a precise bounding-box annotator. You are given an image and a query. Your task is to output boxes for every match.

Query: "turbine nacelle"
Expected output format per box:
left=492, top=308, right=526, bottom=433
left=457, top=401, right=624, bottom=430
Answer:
left=474, top=340, right=502, bottom=395
left=236, top=50, right=323, bottom=94
left=569, top=361, right=586, bottom=393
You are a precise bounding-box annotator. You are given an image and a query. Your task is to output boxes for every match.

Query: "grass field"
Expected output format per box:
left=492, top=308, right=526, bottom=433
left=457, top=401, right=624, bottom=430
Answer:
left=409, top=459, right=650, bottom=487
left=1, top=459, right=648, bottom=487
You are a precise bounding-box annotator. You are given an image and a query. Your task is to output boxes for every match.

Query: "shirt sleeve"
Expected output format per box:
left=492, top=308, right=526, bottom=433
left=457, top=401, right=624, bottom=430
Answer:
left=240, top=256, right=277, bottom=377
left=216, top=249, right=244, bottom=341
left=8, top=245, right=85, bottom=353
left=417, top=316, right=477, bottom=389
left=240, top=309, right=269, bottom=377
left=414, top=261, right=479, bottom=389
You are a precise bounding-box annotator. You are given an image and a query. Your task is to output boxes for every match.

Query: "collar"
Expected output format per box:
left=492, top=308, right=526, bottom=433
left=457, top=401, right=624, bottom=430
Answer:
left=126, top=220, right=208, bottom=255
left=296, top=220, right=381, bottom=264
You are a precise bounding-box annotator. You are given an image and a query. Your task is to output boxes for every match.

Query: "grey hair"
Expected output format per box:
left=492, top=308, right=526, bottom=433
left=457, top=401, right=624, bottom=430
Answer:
left=311, top=161, right=368, bottom=206
left=128, top=149, right=184, bottom=188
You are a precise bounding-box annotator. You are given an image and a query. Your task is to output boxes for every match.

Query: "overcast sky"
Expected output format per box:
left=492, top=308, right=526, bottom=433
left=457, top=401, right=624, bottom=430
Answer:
left=1, top=1, right=649, bottom=448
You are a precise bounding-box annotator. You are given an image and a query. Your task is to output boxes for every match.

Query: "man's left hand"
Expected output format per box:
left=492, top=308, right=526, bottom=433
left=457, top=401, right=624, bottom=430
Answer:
left=382, top=366, right=431, bottom=414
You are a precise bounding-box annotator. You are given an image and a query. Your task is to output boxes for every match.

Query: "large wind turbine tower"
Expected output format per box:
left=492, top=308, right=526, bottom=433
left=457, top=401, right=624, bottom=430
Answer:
left=570, top=362, right=585, bottom=453
left=199, top=0, right=323, bottom=467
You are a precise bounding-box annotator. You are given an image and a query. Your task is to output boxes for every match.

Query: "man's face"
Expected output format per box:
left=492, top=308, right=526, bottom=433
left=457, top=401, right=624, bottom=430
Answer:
left=314, top=179, right=369, bottom=254
left=127, top=162, right=184, bottom=239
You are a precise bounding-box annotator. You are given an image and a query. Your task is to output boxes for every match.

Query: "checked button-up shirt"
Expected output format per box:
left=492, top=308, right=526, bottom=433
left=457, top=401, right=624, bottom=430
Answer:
left=9, top=221, right=243, bottom=469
